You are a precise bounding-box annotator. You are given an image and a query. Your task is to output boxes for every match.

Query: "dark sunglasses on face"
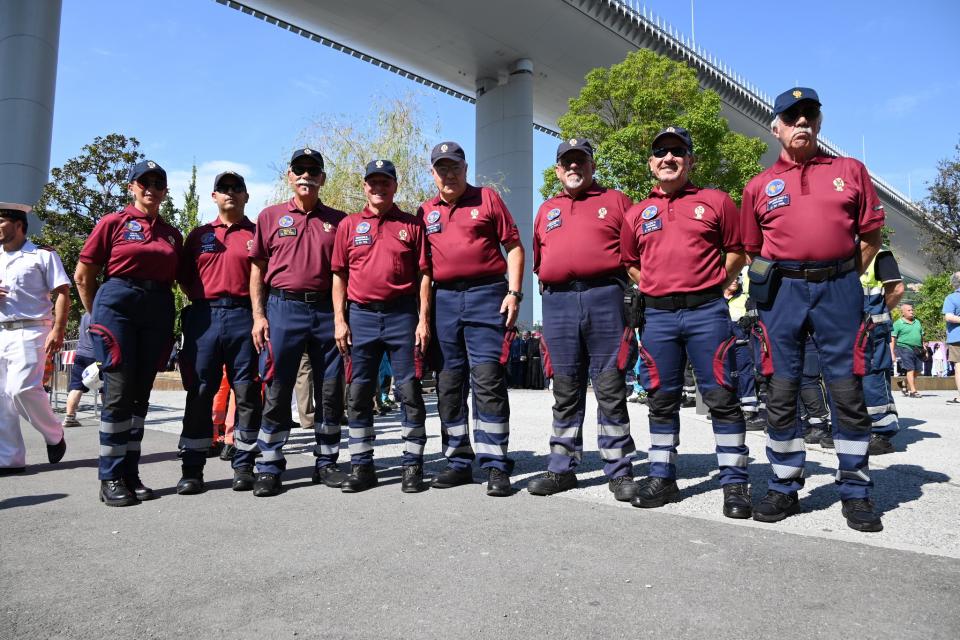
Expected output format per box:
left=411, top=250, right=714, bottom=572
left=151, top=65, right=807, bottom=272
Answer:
left=216, top=184, right=246, bottom=194
left=652, top=146, right=689, bottom=159
left=290, top=164, right=322, bottom=177
left=780, top=104, right=820, bottom=126
left=137, top=178, right=167, bottom=190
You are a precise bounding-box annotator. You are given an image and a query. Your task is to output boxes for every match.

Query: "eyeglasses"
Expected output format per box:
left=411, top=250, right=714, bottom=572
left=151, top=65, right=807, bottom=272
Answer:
left=433, top=164, right=464, bottom=177
left=290, top=164, right=323, bottom=177
left=652, top=146, right=689, bottom=159
left=137, top=178, right=167, bottom=190
left=216, top=184, right=246, bottom=194
left=780, top=104, right=821, bottom=126
left=558, top=154, right=591, bottom=168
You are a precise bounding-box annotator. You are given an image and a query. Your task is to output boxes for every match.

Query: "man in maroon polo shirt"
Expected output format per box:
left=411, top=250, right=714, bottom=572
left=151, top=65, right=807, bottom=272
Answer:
left=527, top=138, right=638, bottom=501
left=175, top=171, right=262, bottom=494
left=332, top=159, right=432, bottom=493
left=622, top=126, right=751, bottom=518
left=247, top=148, right=347, bottom=497
left=417, top=141, right=524, bottom=497
left=740, top=87, right=885, bottom=532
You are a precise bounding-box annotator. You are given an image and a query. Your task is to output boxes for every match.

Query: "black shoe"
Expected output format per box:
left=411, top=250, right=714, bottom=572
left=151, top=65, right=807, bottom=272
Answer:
left=341, top=465, right=378, bottom=493
left=219, top=444, right=236, bottom=461
left=681, top=396, right=696, bottom=408
left=527, top=471, right=578, bottom=496
left=841, top=498, right=883, bottom=532
left=868, top=435, right=894, bottom=455
left=820, top=434, right=835, bottom=449
left=207, top=442, right=224, bottom=458
left=232, top=466, right=255, bottom=491
left=803, top=427, right=829, bottom=444
left=401, top=464, right=426, bottom=493
left=486, top=468, right=512, bottom=497
left=745, top=415, right=766, bottom=431
left=312, top=464, right=348, bottom=488
left=123, top=477, right=156, bottom=501
left=99, top=479, right=138, bottom=507
left=608, top=476, right=639, bottom=502
left=722, top=483, right=752, bottom=519
left=0, top=466, right=26, bottom=476
left=431, top=465, right=473, bottom=489
left=752, top=490, right=799, bottom=522
left=252, top=472, right=282, bottom=497
left=47, top=437, right=66, bottom=464
left=176, top=466, right=205, bottom=495
left=631, top=477, right=679, bottom=508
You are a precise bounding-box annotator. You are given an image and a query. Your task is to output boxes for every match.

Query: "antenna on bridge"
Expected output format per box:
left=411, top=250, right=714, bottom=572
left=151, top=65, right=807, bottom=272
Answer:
left=690, top=0, right=696, bottom=48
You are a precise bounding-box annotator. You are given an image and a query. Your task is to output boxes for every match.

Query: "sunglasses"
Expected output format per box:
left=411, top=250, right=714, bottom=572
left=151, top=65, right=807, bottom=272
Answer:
left=216, top=184, right=246, bottom=194
left=780, top=103, right=821, bottom=126
left=291, top=164, right=323, bottom=177
left=652, top=146, right=689, bottom=159
left=137, top=178, right=167, bottom=190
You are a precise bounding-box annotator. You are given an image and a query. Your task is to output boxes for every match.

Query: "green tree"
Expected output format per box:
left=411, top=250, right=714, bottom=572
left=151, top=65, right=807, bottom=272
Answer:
left=539, top=49, right=766, bottom=203
left=918, top=140, right=960, bottom=272
left=913, top=272, right=953, bottom=342
left=33, top=133, right=143, bottom=335
left=274, top=93, right=439, bottom=214
left=171, top=165, right=201, bottom=336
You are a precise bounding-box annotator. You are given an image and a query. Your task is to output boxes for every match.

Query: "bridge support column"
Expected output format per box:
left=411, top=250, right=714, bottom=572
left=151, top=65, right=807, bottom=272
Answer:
left=0, top=0, right=62, bottom=227
left=475, top=58, right=534, bottom=328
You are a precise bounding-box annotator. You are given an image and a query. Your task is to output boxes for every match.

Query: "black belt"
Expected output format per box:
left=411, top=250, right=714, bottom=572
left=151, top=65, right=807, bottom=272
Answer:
left=434, top=275, right=505, bottom=291
left=644, top=287, right=723, bottom=311
left=109, top=276, right=170, bottom=291
left=779, top=256, right=856, bottom=282
left=269, top=288, right=332, bottom=304
left=544, top=277, right=624, bottom=293
left=197, top=297, right=251, bottom=309
left=349, top=296, right=414, bottom=312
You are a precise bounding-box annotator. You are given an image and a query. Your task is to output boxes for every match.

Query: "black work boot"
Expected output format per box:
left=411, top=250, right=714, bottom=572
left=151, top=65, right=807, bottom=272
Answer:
left=867, top=435, right=894, bottom=455
left=608, top=476, right=639, bottom=502
left=431, top=465, right=473, bottom=488
left=341, top=465, right=378, bottom=493
left=631, top=477, right=679, bottom=508
left=722, top=483, right=752, bottom=519
left=252, top=472, right=282, bottom=497
left=176, top=466, right=205, bottom=495
left=401, top=464, right=426, bottom=493
left=313, top=464, right=348, bottom=488
left=745, top=415, right=766, bottom=432
left=527, top=471, right=577, bottom=496
left=820, top=434, right=835, bottom=448
left=232, top=466, right=255, bottom=491
left=100, top=479, right=138, bottom=507
left=841, top=498, right=883, bottom=532
left=486, top=468, right=512, bottom=497
left=123, top=476, right=156, bottom=501
left=47, top=437, right=67, bottom=463
left=219, top=444, right=236, bottom=461
left=752, top=490, right=800, bottom=522
left=803, top=427, right=830, bottom=444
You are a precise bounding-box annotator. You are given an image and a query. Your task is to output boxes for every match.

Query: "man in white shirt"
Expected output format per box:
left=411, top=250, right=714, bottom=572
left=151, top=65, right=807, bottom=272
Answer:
left=0, top=202, right=71, bottom=474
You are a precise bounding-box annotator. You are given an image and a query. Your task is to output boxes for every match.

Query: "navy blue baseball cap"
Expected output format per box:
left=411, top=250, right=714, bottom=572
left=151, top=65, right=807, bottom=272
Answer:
left=556, top=137, right=594, bottom=161
left=773, top=87, right=820, bottom=115
left=430, top=141, right=466, bottom=165
left=127, top=160, right=166, bottom=183
left=364, top=159, right=397, bottom=181
left=290, top=147, right=324, bottom=169
left=213, top=171, right=246, bottom=191
left=652, top=126, right=694, bottom=152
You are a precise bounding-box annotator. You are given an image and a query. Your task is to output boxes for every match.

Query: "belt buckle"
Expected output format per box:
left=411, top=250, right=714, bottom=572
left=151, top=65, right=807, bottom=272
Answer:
left=805, top=267, right=831, bottom=282
left=303, top=291, right=318, bottom=303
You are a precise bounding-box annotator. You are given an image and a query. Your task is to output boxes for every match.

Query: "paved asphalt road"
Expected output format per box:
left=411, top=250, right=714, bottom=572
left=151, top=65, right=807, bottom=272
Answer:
left=2, top=388, right=959, bottom=639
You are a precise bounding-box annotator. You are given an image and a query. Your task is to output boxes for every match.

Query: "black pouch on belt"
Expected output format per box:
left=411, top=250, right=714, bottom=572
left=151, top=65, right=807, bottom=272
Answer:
left=623, top=287, right=645, bottom=333
left=747, top=256, right=781, bottom=307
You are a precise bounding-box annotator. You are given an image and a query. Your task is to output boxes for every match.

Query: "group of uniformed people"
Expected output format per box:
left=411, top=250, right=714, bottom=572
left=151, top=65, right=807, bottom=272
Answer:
left=3, top=85, right=893, bottom=534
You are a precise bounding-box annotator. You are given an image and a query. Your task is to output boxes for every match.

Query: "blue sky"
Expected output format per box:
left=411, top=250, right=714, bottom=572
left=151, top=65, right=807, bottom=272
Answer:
left=50, top=0, right=959, bottom=219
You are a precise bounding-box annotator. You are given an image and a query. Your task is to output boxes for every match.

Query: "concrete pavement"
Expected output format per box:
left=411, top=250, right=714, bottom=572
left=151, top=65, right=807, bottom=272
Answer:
left=2, top=386, right=959, bottom=639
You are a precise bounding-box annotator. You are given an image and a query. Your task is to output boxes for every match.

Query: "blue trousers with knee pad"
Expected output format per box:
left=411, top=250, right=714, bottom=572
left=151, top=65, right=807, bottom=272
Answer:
left=731, top=321, right=758, bottom=417
left=862, top=322, right=899, bottom=437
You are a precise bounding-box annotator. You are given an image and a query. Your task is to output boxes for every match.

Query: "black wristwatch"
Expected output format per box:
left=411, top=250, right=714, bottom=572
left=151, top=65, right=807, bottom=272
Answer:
left=507, top=290, right=524, bottom=301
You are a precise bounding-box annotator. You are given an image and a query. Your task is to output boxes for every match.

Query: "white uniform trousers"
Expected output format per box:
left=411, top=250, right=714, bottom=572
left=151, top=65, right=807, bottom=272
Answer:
left=0, top=323, right=64, bottom=468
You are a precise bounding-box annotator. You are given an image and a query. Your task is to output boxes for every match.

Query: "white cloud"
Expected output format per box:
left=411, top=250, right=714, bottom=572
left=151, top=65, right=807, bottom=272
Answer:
left=166, top=160, right=280, bottom=223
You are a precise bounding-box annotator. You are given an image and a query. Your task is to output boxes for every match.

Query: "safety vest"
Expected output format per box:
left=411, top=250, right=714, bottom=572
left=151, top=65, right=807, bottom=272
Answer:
left=861, top=250, right=891, bottom=323
left=728, top=265, right=749, bottom=321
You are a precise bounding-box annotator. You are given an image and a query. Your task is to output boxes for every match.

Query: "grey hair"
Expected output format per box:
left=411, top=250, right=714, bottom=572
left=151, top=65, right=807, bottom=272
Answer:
left=951, top=271, right=960, bottom=288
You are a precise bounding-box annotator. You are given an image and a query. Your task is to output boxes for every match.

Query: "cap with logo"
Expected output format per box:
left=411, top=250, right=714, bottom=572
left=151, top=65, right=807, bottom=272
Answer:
left=556, top=137, right=594, bottom=161
left=290, top=147, right=325, bottom=170
left=773, top=87, right=821, bottom=115
left=127, top=160, right=167, bottom=183
left=364, top=159, right=397, bottom=181
left=651, top=126, right=694, bottom=152
left=430, top=141, right=466, bottom=165
left=213, top=171, right=247, bottom=191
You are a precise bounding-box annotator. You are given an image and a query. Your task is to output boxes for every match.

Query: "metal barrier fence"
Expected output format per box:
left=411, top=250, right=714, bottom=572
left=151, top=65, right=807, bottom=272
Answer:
left=49, top=339, right=99, bottom=415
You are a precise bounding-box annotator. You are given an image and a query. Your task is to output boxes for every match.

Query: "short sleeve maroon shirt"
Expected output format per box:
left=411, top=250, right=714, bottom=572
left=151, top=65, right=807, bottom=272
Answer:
left=623, top=184, right=742, bottom=297
left=740, top=154, right=885, bottom=261
left=416, top=184, right=520, bottom=283
left=331, top=205, right=430, bottom=304
left=249, top=198, right=347, bottom=291
left=79, top=205, right=183, bottom=284
left=533, top=182, right=632, bottom=284
left=179, top=216, right=256, bottom=301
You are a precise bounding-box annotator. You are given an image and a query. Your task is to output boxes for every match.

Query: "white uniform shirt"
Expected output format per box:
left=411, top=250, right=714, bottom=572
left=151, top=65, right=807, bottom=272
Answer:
left=0, top=241, right=71, bottom=322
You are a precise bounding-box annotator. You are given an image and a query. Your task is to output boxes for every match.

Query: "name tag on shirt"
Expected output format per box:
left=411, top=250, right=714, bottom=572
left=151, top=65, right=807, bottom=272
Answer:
left=200, top=244, right=218, bottom=253
left=546, top=219, right=562, bottom=232
left=354, top=235, right=372, bottom=246
left=278, top=228, right=297, bottom=237
left=426, top=223, right=442, bottom=235
left=641, top=219, right=662, bottom=234
left=766, top=195, right=791, bottom=212
left=124, top=231, right=145, bottom=241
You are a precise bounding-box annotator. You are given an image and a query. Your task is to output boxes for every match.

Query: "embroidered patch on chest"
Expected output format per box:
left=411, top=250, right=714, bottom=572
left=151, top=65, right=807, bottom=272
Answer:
left=766, top=195, right=791, bottom=212
left=641, top=219, right=663, bottom=234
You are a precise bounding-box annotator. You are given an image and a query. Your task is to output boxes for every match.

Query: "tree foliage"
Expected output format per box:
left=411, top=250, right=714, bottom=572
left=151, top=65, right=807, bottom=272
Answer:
left=33, top=133, right=143, bottom=335
left=171, top=165, right=201, bottom=336
left=539, top=49, right=766, bottom=203
left=912, top=272, right=953, bottom=342
left=274, top=94, right=439, bottom=214
left=918, top=140, right=960, bottom=272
